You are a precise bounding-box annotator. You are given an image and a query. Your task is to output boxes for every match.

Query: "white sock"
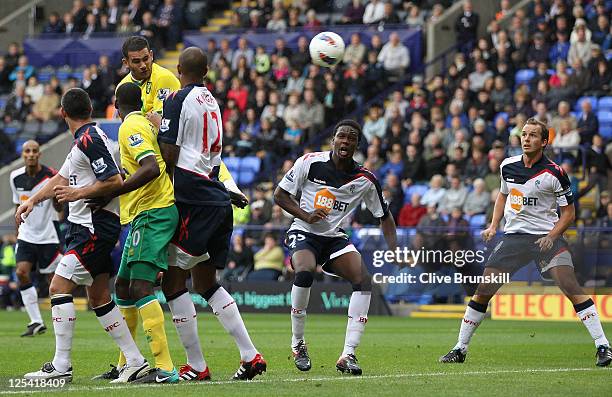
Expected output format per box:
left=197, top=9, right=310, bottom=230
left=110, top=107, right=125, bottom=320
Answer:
left=167, top=291, right=206, bottom=372
left=291, top=285, right=310, bottom=347
left=51, top=295, right=76, bottom=373
left=94, top=301, right=145, bottom=367
left=454, top=301, right=487, bottom=352
left=20, top=285, right=43, bottom=324
left=207, top=286, right=258, bottom=361
left=342, top=291, right=371, bottom=357
left=576, top=299, right=609, bottom=347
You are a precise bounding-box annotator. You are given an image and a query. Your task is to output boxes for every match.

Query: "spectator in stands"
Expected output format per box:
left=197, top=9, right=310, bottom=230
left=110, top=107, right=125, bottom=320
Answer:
left=273, top=38, right=292, bottom=59
left=285, top=68, right=304, bottom=95
left=588, top=60, right=611, bottom=96
left=362, top=103, right=386, bottom=144
left=379, top=1, right=401, bottom=27
left=267, top=9, right=287, bottom=32
left=576, top=99, right=599, bottom=144
left=405, top=3, right=425, bottom=29
left=377, top=32, right=410, bottom=82
left=298, top=89, right=324, bottom=141
left=227, top=78, right=248, bottom=112
left=106, top=0, right=121, bottom=28
left=384, top=172, right=404, bottom=221
left=8, top=56, right=34, bottom=83
left=155, top=0, right=181, bottom=50
left=25, top=76, right=43, bottom=103
left=596, top=191, right=610, bottom=220
left=398, top=193, right=426, bottom=227
left=137, top=12, right=158, bottom=52
left=462, top=178, right=488, bottom=216
left=83, top=12, right=98, bottom=38
left=527, top=33, right=550, bottom=69
left=3, top=85, right=29, bottom=123
left=551, top=101, right=577, bottom=133
left=363, top=0, right=385, bottom=25
left=290, top=36, right=309, bottom=72
left=581, top=134, right=610, bottom=195
left=420, top=174, right=446, bottom=207
left=548, top=73, right=575, bottom=109
left=549, top=30, right=570, bottom=65
left=63, top=12, right=76, bottom=35
left=222, top=234, right=253, bottom=282
left=341, top=0, right=365, bottom=24
left=464, top=148, right=488, bottom=181
left=0, top=57, right=11, bottom=94
left=322, top=79, right=344, bottom=126
left=455, top=0, right=479, bottom=55
left=568, top=24, right=594, bottom=66
left=43, top=12, right=65, bottom=34
left=378, top=150, right=403, bottom=179
left=468, top=60, right=493, bottom=93
left=304, top=9, right=322, bottom=31
left=248, top=233, right=285, bottom=281
left=439, top=175, right=468, bottom=215
left=4, top=42, right=21, bottom=72
left=232, top=38, right=254, bottom=71
left=127, top=0, right=144, bottom=27
left=490, top=75, right=512, bottom=113
left=117, top=11, right=136, bottom=34
left=343, top=33, right=366, bottom=66
left=413, top=203, right=447, bottom=259
left=28, top=84, right=59, bottom=122
left=71, top=0, right=88, bottom=32
left=553, top=119, right=580, bottom=160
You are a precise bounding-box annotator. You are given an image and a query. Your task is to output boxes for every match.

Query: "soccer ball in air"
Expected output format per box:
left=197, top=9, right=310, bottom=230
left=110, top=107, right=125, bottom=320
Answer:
left=309, top=32, right=345, bottom=68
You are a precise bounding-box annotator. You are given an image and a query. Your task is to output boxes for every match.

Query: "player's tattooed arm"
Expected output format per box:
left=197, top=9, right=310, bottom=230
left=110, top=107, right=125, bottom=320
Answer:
left=15, top=174, right=68, bottom=226
left=274, top=186, right=327, bottom=224
left=535, top=204, right=575, bottom=251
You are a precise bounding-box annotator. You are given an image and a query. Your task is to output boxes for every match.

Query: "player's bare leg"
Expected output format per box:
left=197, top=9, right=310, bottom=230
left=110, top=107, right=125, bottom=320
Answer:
left=290, top=250, right=317, bottom=371
left=192, top=261, right=265, bottom=380
left=548, top=265, right=611, bottom=366
left=16, top=261, right=45, bottom=336
left=162, top=265, right=210, bottom=381
left=440, top=267, right=508, bottom=363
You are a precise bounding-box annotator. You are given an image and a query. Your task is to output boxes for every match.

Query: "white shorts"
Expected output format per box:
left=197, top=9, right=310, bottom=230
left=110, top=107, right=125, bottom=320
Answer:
left=54, top=253, right=94, bottom=286
left=168, top=243, right=210, bottom=271
left=40, top=253, right=63, bottom=274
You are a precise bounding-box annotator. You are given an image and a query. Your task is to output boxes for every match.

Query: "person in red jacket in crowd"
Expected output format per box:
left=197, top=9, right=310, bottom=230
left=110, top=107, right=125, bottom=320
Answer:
left=398, top=193, right=427, bottom=227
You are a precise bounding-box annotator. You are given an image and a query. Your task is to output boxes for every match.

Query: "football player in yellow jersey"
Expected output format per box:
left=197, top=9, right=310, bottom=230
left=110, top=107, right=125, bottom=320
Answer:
left=110, top=82, right=179, bottom=383
left=118, top=36, right=248, bottom=207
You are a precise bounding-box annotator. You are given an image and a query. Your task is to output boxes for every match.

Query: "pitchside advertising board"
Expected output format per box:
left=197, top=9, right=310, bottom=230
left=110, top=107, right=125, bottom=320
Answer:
left=492, top=294, right=612, bottom=322
left=155, top=281, right=391, bottom=315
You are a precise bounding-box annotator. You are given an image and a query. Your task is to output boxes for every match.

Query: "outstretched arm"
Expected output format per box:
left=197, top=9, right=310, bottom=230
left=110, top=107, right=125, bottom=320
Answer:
left=380, top=214, right=397, bottom=252
left=15, top=173, right=68, bottom=226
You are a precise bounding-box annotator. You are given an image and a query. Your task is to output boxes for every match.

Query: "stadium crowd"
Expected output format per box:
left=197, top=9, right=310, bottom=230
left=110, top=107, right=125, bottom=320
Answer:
left=0, top=0, right=611, bottom=295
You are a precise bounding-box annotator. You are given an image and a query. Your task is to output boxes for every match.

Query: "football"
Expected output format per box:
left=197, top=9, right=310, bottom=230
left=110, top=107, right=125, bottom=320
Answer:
left=309, top=31, right=345, bottom=68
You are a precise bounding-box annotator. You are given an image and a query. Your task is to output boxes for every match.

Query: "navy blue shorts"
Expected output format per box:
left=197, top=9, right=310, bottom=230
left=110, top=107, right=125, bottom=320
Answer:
left=486, top=234, right=573, bottom=279
left=15, top=240, right=62, bottom=274
left=284, top=230, right=358, bottom=276
left=170, top=203, right=233, bottom=270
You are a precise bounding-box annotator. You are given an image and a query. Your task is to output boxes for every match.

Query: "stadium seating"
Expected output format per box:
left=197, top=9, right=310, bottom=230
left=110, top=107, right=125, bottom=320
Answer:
left=598, top=97, right=612, bottom=113
left=403, top=184, right=429, bottom=204
left=574, top=96, right=598, bottom=113
left=515, top=69, right=535, bottom=86
left=469, top=214, right=486, bottom=228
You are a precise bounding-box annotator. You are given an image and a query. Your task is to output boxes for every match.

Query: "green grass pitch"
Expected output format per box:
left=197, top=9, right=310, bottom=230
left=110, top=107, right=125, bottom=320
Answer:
left=0, top=310, right=609, bottom=396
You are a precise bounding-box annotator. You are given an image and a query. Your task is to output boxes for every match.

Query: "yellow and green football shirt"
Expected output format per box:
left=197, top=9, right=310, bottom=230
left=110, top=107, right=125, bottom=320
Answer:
left=118, top=111, right=175, bottom=225
left=117, top=63, right=180, bottom=114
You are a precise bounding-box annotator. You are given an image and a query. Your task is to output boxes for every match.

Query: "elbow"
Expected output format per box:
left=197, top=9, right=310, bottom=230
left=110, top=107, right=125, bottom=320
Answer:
left=148, top=163, right=161, bottom=180
left=273, top=187, right=283, bottom=205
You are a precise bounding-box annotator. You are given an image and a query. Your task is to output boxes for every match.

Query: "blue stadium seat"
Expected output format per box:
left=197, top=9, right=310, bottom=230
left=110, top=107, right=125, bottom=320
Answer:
left=495, top=112, right=509, bottom=123
left=574, top=96, right=598, bottom=112
left=238, top=170, right=256, bottom=186
left=14, top=138, right=27, bottom=155
left=223, top=157, right=240, bottom=174
left=4, top=121, right=22, bottom=136
left=515, top=69, right=535, bottom=86
left=598, top=97, right=612, bottom=113
left=240, top=156, right=261, bottom=173
left=597, top=111, right=612, bottom=126
left=21, top=121, right=40, bottom=139
left=56, top=68, right=72, bottom=81
left=0, top=98, right=6, bottom=112
left=406, top=184, right=428, bottom=197
left=469, top=214, right=486, bottom=228
left=600, top=126, right=612, bottom=140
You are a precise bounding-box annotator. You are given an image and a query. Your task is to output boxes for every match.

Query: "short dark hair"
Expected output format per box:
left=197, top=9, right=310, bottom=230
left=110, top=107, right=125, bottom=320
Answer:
left=61, top=88, right=92, bottom=120
left=524, top=117, right=549, bottom=142
left=333, top=119, right=362, bottom=142
left=122, top=36, right=150, bottom=58
left=115, top=82, right=143, bottom=113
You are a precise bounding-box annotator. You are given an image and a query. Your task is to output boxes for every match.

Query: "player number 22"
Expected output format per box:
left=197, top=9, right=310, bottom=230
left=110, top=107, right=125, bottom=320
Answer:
left=287, top=233, right=305, bottom=249
left=202, top=111, right=221, bottom=154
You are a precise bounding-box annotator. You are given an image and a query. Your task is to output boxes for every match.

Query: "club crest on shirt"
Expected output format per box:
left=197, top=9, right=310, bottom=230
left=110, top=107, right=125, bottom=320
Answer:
left=128, top=133, right=144, bottom=147
left=160, top=118, right=170, bottom=132
left=92, top=158, right=107, bottom=174
left=157, top=88, right=169, bottom=101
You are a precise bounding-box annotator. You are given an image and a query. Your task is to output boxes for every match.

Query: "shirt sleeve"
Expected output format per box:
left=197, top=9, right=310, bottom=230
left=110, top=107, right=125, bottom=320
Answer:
left=277, top=155, right=309, bottom=196
left=552, top=169, right=574, bottom=206
left=158, top=91, right=182, bottom=145
left=10, top=176, right=19, bottom=204
left=152, top=74, right=180, bottom=114
left=79, top=133, right=120, bottom=181
left=58, top=157, right=70, bottom=179
left=121, top=123, right=157, bottom=164
left=499, top=164, right=509, bottom=194
left=363, top=175, right=390, bottom=219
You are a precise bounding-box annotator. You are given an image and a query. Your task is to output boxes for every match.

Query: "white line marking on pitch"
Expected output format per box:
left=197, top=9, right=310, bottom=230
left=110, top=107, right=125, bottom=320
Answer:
left=1, top=367, right=609, bottom=395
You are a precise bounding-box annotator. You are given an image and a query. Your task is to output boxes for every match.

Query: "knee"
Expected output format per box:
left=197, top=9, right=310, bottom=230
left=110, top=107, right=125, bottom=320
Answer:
left=193, top=278, right=216, bottom=297
left=114, top=277, right=130, bottom=299
left=293, top=262, right=316, bottom=274
left=129, top=281, right=152, bottom=301
left=15, top=266, right=29, bottom=283
left=352, top=274, right=372, bottom=292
